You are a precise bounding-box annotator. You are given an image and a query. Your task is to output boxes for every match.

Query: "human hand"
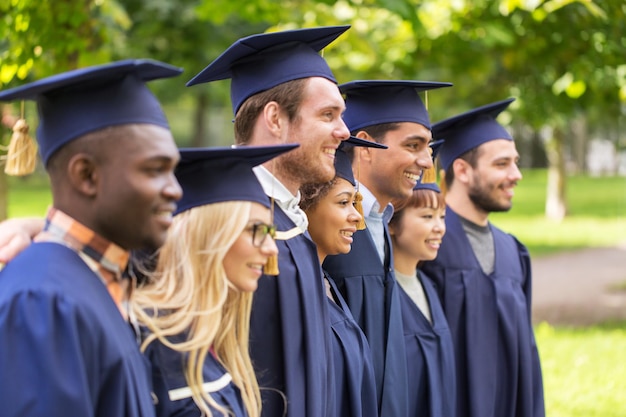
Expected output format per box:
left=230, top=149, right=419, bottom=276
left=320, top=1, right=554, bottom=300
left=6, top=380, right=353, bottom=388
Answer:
left=0, top=217, right=44, bottom=264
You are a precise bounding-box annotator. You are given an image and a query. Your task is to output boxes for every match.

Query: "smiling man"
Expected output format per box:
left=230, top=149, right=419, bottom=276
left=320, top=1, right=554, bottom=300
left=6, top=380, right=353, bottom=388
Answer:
left=186, top=26, right=351, bottom=417
left=0, top=60, right=183, bottom=417
left=323, top=80, right=452, bottom=417
left=421, top=98, right=546, bottom=417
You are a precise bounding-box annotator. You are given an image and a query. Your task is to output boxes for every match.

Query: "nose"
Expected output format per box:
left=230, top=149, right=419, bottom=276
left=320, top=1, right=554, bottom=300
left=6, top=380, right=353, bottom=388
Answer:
left=348, top=205, right=363, bottom=224
left=433, top=217, right=446, bottom=234
left=165, top=173, right=183, bottom=201
left=262, top=235, right=279, bottom=257
left=336, top=118, right=351, bottom=142
left=510, top=163, right=523, bottom=181
left=416, top=148, right=434, bottom=171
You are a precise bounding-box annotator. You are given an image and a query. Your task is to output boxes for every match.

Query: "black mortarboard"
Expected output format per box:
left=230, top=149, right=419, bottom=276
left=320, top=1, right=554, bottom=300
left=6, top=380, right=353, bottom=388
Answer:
left=174, top=144, right=299, bottom=215
left=335, top=136, right=387, bottom=186
left=339, top=80, right=453, bottom=132
left=187, top=26, right=350, bottom=114
left=434, top=98, right=516, bottom=170
left=0, top=59, right=182, bottom=166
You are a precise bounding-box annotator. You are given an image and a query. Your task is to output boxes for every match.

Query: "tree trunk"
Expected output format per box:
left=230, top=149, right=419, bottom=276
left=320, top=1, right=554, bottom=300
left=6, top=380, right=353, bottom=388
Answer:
left=545, top=126, right=567, bottom=221
left=570, top=115, right=587, bottom=174
left=191, top=92, right=208, bottom=148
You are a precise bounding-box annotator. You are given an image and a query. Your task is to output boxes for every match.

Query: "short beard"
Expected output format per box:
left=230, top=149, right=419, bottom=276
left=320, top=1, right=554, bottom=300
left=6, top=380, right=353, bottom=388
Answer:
left=467, top=181, right=512, bottom=213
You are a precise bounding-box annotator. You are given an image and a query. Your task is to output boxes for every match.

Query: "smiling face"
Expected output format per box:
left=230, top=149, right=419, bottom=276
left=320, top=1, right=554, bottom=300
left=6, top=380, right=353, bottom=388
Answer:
left=275, top=77, right=351, bottom=189
left=223, top=202, right=278, bottom=292
left=360, top=122, right=434, bottom=208
left=94, top=124, right=182, bottom=251
left=304, top=177, right=362, bottom=262
left=389, top=189, right=446, bottom=274
left=466, top=139, right=522, bottom=214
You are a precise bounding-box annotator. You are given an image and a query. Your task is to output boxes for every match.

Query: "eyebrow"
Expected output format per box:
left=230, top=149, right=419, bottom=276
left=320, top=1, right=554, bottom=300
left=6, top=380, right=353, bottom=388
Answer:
left=404, top=134, right=431, bottom=143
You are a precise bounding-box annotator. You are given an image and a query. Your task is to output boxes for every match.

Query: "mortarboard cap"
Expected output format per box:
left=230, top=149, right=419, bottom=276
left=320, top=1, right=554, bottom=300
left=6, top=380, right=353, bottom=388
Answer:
left=187, top=26, right=350, bottom=114
left=0, top=59, right=182, bottom=166
left=335, top=136, right=387, bottom=186
left=414, top=139, right=444, bottom=193
left=434, top=98, right=516, bottom=170
left=340, top=80, right=453, bottom=132
left=174, top=144, right=299, bottom=215
left=335, top=136, right=387, bottom=230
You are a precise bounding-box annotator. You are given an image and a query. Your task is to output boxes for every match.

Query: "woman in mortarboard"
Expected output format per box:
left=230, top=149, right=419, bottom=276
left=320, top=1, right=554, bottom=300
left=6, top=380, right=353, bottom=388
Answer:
left=387, top=141, right=457, bottom=417
left=133, top=145, right=296, bottom=417
left=299, top=137, right=381, bottom=417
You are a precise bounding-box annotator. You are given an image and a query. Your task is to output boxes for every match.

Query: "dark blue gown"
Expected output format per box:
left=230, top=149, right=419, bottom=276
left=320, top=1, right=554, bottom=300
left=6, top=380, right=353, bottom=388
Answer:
left=398, top=271, right=456, bottom=417
left=323, top=225, right=409, bottom=417
left=0, top=243, right=155, bottom=417
left=145, top=337, right=247, bottom=417
left=326, top=275, right=378, bottom=417
left=249, top=207, right=333, bottom=417
left=421, top=208, right=545, bottom=417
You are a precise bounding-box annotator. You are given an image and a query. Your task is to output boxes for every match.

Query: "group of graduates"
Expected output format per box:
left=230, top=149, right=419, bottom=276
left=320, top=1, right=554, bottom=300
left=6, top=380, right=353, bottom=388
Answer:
left=0, top=25, right=545, bottom=417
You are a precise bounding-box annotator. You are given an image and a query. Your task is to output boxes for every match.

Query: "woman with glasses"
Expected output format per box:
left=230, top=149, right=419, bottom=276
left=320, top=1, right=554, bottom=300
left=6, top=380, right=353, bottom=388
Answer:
left=133, top=144, right=296, bottom=417
left=299, top=138, right=382, bottom=417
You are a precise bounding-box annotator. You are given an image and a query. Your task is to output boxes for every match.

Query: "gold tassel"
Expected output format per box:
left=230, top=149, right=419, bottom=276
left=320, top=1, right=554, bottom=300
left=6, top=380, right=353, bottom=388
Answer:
left=421, top=165, right=436, bottom=184
left=5, top=119, right=38, bottom=176
left=263, top=252, right=279, bottom=276
left=354, top=191, right=366, bottom=230
left=4, top=102, right=38, bottom=176
left=438, top=169, right=447, bottom=196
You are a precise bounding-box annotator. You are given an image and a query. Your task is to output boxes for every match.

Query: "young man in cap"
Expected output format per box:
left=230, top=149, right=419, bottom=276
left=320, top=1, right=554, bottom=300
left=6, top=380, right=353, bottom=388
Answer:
left=323, top=80, right=452, bottom=417
left=0, top=60, right=183, bottom=417
left=187, top=26, right=351, bottom=417
left=421, top=98, right=545, bottom=417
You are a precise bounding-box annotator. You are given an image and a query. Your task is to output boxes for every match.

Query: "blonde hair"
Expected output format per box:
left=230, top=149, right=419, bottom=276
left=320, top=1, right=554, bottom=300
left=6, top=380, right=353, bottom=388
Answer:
left=133, top=201, right=261, bottom=417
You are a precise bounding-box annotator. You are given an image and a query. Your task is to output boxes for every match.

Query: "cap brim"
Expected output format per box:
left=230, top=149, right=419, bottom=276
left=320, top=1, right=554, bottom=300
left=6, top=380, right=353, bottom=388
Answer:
left=0, top=59, right=183, bottom=101
left=432, top=97, right=515, bottom=138
left=345, top=135, right=388, bottom=149
left=187, top=25, right=350, bottom=86
left=178, top=143, right=299, bottom=168
left=340, top=80, right=453, bottom=95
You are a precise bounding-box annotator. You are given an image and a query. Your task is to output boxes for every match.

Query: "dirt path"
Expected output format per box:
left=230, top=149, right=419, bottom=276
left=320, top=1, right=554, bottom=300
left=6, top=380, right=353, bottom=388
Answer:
left=531, top=244, right=626, bottom=326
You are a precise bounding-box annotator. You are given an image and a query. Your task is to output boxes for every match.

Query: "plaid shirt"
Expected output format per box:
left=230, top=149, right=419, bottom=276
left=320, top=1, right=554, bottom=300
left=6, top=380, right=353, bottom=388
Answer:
left=35, top=208, right=131, bottom=320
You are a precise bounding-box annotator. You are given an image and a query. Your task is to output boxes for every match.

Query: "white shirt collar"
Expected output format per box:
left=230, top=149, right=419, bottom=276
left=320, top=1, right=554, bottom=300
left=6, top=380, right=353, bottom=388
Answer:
left=253, top=165, right=308, bottom=231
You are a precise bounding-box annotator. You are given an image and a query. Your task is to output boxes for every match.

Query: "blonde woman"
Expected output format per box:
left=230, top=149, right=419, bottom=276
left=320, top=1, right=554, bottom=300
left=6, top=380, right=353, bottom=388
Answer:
left=134, top=144, right=296, bottom=417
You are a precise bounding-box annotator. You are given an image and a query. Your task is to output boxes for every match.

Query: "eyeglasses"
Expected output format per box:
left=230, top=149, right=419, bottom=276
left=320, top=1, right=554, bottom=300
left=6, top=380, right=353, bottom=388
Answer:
left=249, top=222, right=277, bottom=247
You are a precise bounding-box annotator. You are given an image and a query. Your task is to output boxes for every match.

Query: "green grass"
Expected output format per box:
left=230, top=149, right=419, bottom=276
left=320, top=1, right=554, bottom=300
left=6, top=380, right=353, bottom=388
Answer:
left=490, top=169, right=626, bottom=257
left=536, top=321, right=626, bottom=417
left=6, top=174, right=51, bottom=217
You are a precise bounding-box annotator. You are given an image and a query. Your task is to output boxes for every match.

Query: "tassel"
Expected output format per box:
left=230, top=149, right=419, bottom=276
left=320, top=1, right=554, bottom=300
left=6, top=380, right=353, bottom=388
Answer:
left=420, top=165, right=436, bottom=184
left=263, top=253, right=279, bottom=276
left=354, top=191, right=366, bottom=230
left=4, top=118, right=38, bottom=176
left=438, top=169, right=447, bottom=196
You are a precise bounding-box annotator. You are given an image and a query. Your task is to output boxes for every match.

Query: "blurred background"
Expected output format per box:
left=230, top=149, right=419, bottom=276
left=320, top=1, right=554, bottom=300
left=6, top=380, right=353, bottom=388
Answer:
left=1, top=1, right=625, bottom=415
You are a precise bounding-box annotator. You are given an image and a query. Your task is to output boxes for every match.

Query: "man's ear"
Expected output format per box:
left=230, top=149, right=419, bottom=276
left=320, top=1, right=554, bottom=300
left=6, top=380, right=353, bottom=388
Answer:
left=452, top=158, right=471, bottom=184
left=66, top=153, right=98, bottom=197
left=262, top=101, right=284, bottom=139
left=352, top=131, right=374, bottom=163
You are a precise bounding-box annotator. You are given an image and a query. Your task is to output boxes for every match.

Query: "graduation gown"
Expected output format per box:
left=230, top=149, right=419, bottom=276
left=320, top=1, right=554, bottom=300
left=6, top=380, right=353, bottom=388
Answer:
left=145, top=338, right=247, bottom=417
left=249, top=207, right=333, bottom=417
left=323, top=224, right=409, bottom=417
left=326, top=276, right=378, bottom=417
left=398, top=271, right=456, bottom=417
left=0, top=243, right=155, bottom=417
left=421, top=208, right=545, bottom=417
